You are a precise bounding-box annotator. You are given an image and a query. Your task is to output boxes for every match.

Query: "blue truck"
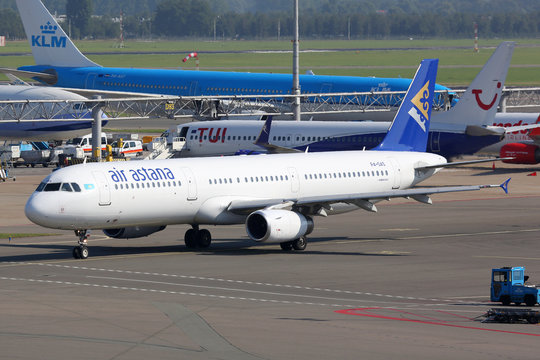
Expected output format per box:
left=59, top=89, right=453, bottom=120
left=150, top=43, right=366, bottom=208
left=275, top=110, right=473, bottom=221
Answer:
left=491, top=267, right=540, bottom=306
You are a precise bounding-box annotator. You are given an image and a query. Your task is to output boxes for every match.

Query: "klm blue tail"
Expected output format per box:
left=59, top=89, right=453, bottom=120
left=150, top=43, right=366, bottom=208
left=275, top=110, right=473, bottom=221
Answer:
left=374, top=59, right=438, bottom=152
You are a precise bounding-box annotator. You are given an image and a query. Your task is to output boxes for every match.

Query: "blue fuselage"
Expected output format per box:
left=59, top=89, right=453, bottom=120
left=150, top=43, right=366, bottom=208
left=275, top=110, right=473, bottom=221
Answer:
left=19, top=65, right=451, bottom=105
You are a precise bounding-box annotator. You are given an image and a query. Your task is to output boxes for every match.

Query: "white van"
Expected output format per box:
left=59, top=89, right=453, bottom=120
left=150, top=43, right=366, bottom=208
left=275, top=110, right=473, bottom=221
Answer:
left=64, top=133, right=108, bottom=154
left=111, top=139, right=143, bottom=157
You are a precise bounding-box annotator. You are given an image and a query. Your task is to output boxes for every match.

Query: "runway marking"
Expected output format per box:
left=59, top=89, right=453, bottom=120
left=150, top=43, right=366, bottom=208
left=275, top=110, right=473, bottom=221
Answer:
left=4, top=261, right=474, bottom=305
left=474, top=255, right=540, bottom=261
left=86, top=275, right=393, bottom=303
left=0, top=275, right=493, bottom=312
left=381, top=228, right=419, bottom=232
left=397, top=228, right=540, bottom=240
left=336, top=307, right=540, bottom=337
left=0, top=275, right=361, bottom=308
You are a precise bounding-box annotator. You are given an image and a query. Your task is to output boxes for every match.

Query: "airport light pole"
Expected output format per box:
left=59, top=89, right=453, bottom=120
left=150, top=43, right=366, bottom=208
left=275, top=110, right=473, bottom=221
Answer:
left=91, top=96, right=103, bottom=161
left=292, top=0, right=301, bottom=121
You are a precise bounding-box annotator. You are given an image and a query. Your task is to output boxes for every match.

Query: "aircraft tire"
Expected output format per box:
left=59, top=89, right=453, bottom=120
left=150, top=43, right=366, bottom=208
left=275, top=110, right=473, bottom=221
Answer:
left=292, top=237, right=307, bottom=251
left=72, top=247, right=81, bottom=259
left=184, top=229, right=197, bottom=248
left=197, top=229, right=211, bottom=248
left=280, top=242, right=293, bottom=251
left=79, top=246, right=89, bottom=259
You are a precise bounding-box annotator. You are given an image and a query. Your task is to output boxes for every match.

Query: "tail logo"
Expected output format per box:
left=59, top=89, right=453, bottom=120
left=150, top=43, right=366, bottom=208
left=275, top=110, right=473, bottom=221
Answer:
left=31, top=21, right=67, bottom=48
left=408, top=80, right=431, bottom=132
left=472, top=82, right=502, bottom=110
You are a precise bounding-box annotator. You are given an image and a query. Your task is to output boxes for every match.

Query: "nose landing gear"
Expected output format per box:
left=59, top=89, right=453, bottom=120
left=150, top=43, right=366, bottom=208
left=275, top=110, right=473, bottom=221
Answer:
left=73, top=230, right=90, bottom=259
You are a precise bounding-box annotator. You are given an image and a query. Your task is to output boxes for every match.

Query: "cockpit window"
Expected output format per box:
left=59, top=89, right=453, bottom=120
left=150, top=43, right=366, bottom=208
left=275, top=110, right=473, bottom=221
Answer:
left=61, top=183, right=73, bottom=192
left=43, top=183, right=61, bottom=192
left=36, top=182, right=46, bottom=192
left=71, top=183, right=81, bottom=192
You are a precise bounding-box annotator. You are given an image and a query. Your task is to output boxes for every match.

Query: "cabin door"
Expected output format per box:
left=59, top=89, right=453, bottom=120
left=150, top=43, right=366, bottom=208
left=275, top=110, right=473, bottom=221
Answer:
left=387, top=158, right=401, bottom=189
left=181, top=167, right=198, bottom=201
left=287, top=167, right=300, bottom=193
left=92, top=171, right=111, bottom=206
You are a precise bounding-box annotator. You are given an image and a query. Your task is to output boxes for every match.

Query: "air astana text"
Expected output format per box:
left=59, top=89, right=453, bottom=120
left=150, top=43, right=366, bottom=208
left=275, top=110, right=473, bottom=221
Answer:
left=108, top=167, right=175, bottom=183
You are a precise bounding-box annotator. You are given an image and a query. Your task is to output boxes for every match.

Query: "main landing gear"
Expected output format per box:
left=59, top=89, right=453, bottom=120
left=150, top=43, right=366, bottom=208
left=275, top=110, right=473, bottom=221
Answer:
left=73, top=230, right=90, bottom=259
left=279, top=236, right=307, bottom=251
left=184, top=225, right=212, bottom=249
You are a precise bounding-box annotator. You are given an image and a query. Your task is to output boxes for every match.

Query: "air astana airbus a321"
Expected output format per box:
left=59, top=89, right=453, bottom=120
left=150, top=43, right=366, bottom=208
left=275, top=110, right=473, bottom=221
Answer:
left=24, top=59, right=509, bottom=259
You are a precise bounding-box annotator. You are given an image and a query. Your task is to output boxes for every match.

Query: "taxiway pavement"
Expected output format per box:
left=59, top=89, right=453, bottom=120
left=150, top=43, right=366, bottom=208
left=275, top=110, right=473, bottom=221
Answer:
left=1, top=164, right=540, bottom=359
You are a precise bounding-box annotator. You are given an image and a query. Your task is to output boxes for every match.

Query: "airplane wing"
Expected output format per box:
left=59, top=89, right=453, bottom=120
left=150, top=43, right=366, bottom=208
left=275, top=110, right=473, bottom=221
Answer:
left=0, top=67, right=56, bottom=82
left=0, top=67, right=166, bottom=99
left=55, top=87, right=166, bottom=99
left=227, top=179, right=510, bottom=215
left=415, top=157, right=513, bottom=170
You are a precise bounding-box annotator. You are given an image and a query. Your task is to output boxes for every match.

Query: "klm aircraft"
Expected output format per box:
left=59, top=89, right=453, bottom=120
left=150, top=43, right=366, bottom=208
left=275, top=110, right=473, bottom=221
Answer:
left=11, top=0, right=451, bottom=104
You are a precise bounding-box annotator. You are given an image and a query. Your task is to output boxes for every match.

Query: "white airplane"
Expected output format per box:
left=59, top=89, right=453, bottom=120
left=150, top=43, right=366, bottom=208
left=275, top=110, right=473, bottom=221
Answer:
left=170, top=42, right=536, bottom=160
left=0, top=85, right=106, bottom=141
left=25, top=59, right=509, bottom=259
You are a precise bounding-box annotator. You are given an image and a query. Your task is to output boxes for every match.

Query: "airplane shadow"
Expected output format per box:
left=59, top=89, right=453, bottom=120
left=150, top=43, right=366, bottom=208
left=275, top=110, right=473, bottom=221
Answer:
left=0, top=236, right=405, bottom=262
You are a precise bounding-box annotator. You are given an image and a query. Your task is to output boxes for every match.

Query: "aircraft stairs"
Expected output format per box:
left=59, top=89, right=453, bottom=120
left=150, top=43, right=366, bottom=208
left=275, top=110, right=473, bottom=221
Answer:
left=144, top=137, right=186, bottom=160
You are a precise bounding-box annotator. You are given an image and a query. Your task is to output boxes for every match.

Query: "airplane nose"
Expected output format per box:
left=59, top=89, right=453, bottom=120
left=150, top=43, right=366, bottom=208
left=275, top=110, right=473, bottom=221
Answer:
left=25, top=194, right=52, bottom=227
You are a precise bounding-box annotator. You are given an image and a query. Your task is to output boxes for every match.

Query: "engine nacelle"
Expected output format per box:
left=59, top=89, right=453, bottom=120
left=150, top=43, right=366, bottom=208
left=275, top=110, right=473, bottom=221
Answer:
left=103, top=225, right=166, bottom=239
left=501, top=143, right=540, bottom=164
left=245, top=209, right=314, bottom=243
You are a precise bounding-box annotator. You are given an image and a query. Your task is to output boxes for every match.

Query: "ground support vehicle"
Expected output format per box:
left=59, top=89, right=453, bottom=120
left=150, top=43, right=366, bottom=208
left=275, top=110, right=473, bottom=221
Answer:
left=491, top=267, right=540, bottom=306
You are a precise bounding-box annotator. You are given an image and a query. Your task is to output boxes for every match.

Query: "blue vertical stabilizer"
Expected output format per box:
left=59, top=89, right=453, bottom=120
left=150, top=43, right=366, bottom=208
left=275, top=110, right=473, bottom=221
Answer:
left=374, top=59, right=438, bottom=152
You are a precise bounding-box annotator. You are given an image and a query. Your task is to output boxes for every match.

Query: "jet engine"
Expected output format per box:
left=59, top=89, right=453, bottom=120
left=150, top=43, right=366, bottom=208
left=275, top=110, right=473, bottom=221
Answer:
left=103, top=225, right=166, bottom=239
left=245, top=209, right=313, bottom=243
left=501, top=143, right=540, bottom=164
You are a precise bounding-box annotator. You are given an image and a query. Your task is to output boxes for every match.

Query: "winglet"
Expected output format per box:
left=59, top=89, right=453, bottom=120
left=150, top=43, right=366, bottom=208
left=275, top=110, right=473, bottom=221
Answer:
left=500, top=177, right=511, bottom=194
left=373, top=59, right=438, bottom=152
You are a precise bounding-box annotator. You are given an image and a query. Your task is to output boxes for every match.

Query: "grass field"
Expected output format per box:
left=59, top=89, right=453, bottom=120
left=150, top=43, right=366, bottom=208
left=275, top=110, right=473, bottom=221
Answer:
left=1, top=38, right=539, bottom=86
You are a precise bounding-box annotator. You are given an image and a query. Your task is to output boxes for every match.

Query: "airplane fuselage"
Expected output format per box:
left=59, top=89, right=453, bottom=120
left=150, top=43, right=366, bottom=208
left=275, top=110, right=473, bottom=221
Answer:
left=172, top=119, right=501, bottom=159
left=19, top=65, right=451, bottom=104
left=25, top=150, right=444, bottom=230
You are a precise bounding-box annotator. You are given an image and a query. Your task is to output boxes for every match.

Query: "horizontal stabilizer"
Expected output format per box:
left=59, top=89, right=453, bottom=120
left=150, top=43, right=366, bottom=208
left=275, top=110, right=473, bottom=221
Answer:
left=415, top=157, right=513, bottom=170
left=0, top=68, right=56, bottom=84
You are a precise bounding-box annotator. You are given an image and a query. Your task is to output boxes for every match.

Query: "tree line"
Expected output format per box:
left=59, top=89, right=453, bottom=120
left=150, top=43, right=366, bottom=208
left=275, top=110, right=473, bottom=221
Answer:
left=0, top=0, right=539, bottom=40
